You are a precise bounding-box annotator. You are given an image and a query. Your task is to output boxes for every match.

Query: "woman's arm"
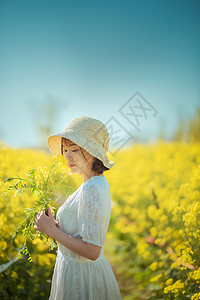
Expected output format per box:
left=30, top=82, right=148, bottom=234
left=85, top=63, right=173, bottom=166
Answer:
left=34, top=207, right=101, bottom=261
left=50, top=226, right=101, bottom=261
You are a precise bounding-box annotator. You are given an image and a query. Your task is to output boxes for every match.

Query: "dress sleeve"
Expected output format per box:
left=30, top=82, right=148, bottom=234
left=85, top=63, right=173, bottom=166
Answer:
left=78, top=182, right=106, bottom=248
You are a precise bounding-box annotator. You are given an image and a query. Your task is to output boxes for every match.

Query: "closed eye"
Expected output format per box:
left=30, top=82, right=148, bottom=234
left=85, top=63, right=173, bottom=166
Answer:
left=64, top=150, right=78, bottom=152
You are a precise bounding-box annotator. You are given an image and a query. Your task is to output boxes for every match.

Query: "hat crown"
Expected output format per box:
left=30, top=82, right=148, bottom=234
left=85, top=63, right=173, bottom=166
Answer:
left=66, top=116, right=109, bottom=153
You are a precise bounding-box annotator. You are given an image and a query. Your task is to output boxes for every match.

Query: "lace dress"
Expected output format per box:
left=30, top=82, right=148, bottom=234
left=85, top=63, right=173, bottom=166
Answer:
left=49, top=175, right=122, bottom=300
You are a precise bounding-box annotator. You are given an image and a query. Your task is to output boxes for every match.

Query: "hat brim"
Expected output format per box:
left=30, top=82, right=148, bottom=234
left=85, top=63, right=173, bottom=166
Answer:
left=47, top=129, right=114, bottom=169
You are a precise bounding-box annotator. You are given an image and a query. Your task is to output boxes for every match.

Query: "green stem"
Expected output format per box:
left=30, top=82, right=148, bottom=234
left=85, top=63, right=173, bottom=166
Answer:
left=45, top=159, right=61, bottom=192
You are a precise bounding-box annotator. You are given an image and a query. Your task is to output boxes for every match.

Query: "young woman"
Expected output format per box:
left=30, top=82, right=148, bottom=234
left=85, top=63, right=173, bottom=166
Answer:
left=34, top=116, right=122, bottom=300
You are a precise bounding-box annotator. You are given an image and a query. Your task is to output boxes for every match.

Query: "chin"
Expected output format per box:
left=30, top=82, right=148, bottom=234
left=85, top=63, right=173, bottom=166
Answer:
left=69, top=168, right=79, bottom=174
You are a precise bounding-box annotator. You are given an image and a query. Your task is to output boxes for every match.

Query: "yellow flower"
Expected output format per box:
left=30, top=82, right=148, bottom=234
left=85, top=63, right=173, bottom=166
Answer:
left=190, top=269, right=200, bottom=281
left=150, top=273, right=162, bottom=282
left=165, top=278, right=173, bottom=285
left=164, top=280, right=184, bottom=294
left=191, top=292, right=200, bottom=300
left=149, top=262, right=158, bottom=271
left=11, top=271, right=18, bottom=278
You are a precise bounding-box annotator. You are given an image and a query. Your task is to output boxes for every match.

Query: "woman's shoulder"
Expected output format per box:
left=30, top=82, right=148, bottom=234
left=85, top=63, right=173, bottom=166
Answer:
left=80, top=175, right=110, bottom=201
left=82, top=175, right=109, bottom=189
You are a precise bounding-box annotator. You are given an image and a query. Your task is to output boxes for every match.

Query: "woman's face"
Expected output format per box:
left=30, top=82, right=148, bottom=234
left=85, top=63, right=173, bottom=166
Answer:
left=62, top=139, right=95, bottom=177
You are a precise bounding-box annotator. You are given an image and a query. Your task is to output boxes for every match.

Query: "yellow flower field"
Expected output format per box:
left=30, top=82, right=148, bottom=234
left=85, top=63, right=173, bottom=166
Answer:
left=0, top=140, right=200, bottom=299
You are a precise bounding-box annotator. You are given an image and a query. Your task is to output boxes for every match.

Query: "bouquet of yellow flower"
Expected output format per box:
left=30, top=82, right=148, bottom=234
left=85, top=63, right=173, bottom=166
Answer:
left=3, top=154, right=76, bottom=262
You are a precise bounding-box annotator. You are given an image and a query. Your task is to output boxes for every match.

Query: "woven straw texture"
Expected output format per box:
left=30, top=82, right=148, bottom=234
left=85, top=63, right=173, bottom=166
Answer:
left=47, top=116, right=114, bottom=169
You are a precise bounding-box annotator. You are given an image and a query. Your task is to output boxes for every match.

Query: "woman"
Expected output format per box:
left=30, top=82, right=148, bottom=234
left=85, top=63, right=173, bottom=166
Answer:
left=34, top=116, right=122, bottom=300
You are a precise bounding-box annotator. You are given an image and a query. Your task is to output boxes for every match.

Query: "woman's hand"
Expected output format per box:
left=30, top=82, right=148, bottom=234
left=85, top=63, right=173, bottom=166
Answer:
left=34, top=206, right=58, bottom=237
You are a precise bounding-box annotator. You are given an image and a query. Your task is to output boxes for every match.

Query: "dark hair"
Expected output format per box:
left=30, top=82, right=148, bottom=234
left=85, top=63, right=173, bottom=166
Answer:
left=61, top=137, right=109, bottom=174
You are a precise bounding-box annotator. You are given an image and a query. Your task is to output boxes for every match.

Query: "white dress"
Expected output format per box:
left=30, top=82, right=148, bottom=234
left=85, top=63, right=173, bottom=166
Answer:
left=49, top=175, right=122, bottom=300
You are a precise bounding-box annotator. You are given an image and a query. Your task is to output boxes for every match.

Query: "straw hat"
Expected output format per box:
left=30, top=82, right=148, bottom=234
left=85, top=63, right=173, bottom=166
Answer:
left=47, top=116, right=114, bottom=169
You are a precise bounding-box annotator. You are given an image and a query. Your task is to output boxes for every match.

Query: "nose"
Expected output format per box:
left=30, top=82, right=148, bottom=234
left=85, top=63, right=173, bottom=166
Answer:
left=64, top=151, right=70, bottom=158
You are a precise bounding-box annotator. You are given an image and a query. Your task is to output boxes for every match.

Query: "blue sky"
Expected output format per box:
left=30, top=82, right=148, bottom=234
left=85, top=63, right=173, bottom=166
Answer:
left=0, top=0, right=200, bottom=150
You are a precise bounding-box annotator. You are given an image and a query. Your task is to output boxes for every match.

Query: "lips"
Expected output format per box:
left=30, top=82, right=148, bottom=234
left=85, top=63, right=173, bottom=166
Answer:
left=68, top=164, right=76, bottom=168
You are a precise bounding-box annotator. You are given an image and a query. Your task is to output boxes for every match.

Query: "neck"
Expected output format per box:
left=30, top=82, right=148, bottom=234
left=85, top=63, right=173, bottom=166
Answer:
left=82, top=172, right=103, bottom=183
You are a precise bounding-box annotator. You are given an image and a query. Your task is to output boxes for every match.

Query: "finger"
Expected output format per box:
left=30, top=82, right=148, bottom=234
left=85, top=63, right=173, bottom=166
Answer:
left=48, top=207, right=55, bottom=220
left=48, top=206, right=53, bottom=216
left=35, top=215, right=39, bottom=222
left=36, top=212, right=41, bottom=219
left=41, top=209, right=45, bottom=216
